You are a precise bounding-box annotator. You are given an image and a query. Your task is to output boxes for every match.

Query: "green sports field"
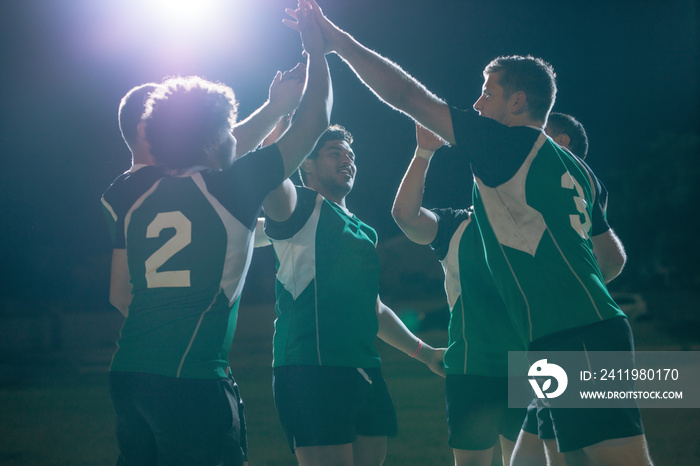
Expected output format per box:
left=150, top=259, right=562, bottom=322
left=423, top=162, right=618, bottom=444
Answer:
left=1, top=296, right=698, bottom=465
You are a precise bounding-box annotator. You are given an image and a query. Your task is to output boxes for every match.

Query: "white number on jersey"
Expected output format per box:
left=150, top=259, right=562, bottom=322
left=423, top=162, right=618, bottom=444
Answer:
left=145, top=211, right=192, bottom=288
left=561, top=172, right=591, bottom=239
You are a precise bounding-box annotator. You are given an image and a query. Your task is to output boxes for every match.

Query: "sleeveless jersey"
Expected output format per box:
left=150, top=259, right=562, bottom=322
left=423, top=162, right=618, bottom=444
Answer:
left=450, top=108, right=624, bottom=345
left=101, top=145, right=284, bottom=379
left=431, top=207, right=526, bottom=376
left=264, top=186, right=381, bottom=368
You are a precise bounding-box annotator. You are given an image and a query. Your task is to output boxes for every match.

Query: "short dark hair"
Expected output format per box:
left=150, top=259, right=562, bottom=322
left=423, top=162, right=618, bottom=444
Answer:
left=299, top=124, right=353, bottom=184
left=118, top=83, right=159, bottom=151
left=484, top=55, right=557, bottom=123
left=143, top=76, right=238, bottom=169
left=547, top=112, right=589, bottom=159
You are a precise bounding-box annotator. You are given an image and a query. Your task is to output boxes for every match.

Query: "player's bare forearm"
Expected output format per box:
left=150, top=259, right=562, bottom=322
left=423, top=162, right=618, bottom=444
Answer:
left=285, top=0, right=454, bottom=143
left=276, top=3, right=332, bottom=179
left=376, top=298, right=445, bottom=376
left=234, top=65, right=305, bottom=157
left=339, top=39, right=455, bottom=142
left=308, top=7, right=454, bottom=144
left=393, top=124, right=443, bottom=244
left=392, top=155, right=438, bottom=245
left=261, top=116, right=292, bottom=148
left=278, top=52, right=331, bottom=178
left=233, top=101, right=284, bottom=157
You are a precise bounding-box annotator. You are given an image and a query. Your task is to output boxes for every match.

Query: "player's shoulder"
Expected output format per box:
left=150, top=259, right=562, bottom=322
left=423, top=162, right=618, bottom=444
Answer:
left=103, top=165, right=165, bottom=203
left=264, top=185, right=320, bottom=240
left=229, top=143, right=283, bottom=174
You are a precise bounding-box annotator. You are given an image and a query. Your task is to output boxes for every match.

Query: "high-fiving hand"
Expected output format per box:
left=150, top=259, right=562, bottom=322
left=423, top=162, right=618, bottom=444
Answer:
left=283, top=0, right=327, bottom=57
left=269, top=62, right=306, bottom=117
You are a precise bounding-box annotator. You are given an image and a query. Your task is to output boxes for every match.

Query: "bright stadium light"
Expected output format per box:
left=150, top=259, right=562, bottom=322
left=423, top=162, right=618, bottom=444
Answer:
left=151, top=0, right=224, bottom=29
left=55, top=0, right=275, bottom=78
left=147, top=0, right=227, bottom=31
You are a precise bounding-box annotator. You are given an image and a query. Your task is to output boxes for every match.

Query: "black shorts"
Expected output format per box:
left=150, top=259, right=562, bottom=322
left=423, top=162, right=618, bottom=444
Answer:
left=521, top=400, right=555, bottom=439
left=273, top=365, right=397, bottom=451
left=109, top=371, right=247, bottom=465
left=445, top=374, right=526, bottom=450
left=527, top=317, right=644, bottom=452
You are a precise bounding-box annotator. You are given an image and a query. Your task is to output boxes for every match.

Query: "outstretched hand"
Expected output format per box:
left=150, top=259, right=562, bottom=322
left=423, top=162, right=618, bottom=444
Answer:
left=269, top=62, right=306, bottom=116
left=283, top=0, right=326, bottom=57
left=283, top=0, right=341, bottom=54
left=416, top=124, right=446, bottom=152
left=424, top=347, right=446, bottom=377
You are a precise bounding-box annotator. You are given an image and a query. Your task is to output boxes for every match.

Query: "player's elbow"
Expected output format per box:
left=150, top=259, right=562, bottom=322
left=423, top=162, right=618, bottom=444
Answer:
left=614, top=247, right=627, bottom=270
left=608, top=251, right=627, bottom=282
left=599, top=250, right=626, bottom=283
left=592, top=230, right=627, bottom=283
left=391, top=204, right=411, bottom=229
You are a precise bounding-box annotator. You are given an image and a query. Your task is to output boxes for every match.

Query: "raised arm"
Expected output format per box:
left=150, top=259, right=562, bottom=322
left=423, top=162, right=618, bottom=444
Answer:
left=232, top=63, right=306, bottom=157
left=264, top=1, right=332, bottom=222
left=285, top=0, right=454, bottom=144
left=376, top=297, right=445, bottom=377
left=262, top=118, right=297, bottom=223
left=392, top=124, right=445, bottom=245
left=275, top=1, right=332, bottom=179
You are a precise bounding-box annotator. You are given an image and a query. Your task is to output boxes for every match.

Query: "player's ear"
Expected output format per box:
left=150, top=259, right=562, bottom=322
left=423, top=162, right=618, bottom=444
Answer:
left=137, top=121, right=148, bottom=140
left=553, top=134, right=571, bottom=149
left=511, top=91, right=527, bottom=115
left=301, top=158, right=314, bottom=175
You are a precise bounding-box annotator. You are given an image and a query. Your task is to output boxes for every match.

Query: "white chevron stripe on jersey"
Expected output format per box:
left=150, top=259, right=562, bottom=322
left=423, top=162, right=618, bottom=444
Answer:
left=273, top=194, right=324, bottom=300
left=440, top=217, right=471, bottom=309
left=475, top=133, right=548, bottom=256
left=190, top=172, right=254, bottom=304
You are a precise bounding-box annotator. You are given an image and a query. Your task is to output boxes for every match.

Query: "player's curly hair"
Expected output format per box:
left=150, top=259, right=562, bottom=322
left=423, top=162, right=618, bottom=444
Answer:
left=484, top=55, right=557, bottom=123
left=143, top=76, right=239, bottom=169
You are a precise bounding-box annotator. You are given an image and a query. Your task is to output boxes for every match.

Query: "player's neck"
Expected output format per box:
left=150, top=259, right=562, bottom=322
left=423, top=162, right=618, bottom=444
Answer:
left=508, top=113, right=543, bottom=129
left=306, top=180, right=348, bottom=208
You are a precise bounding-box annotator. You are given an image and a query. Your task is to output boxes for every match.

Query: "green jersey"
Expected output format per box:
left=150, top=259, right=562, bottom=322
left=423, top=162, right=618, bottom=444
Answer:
left=265, top=187, right=381, bottom=368
left=101, top=145, right=284, bottom=379
left=431, top=208, right=526, bottom=376
left=450, top=108, right=624, bottom=346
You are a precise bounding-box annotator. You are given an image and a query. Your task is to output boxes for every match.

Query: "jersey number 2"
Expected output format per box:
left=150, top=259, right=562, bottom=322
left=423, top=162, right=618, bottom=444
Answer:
left=561, top=172, right=591, bottom=239
left=145, top=211, right=191, bottom=288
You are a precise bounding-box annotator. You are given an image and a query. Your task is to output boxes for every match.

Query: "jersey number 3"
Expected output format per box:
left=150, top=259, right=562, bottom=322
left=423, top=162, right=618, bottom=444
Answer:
left=561, top=172, right=591, bottom=240
left=145, top=211, right=192, bottom=288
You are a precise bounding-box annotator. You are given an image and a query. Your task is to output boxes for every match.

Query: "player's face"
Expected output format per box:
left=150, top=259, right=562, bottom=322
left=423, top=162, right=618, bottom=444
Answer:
left=473, top=72, right=510, bottom=125
left=309, top=139, right=356, bottom=199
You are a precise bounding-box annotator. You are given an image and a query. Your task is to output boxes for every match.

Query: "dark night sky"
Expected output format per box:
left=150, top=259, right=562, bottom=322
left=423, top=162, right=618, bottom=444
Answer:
left=0, top=0, right=698, bottom=311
